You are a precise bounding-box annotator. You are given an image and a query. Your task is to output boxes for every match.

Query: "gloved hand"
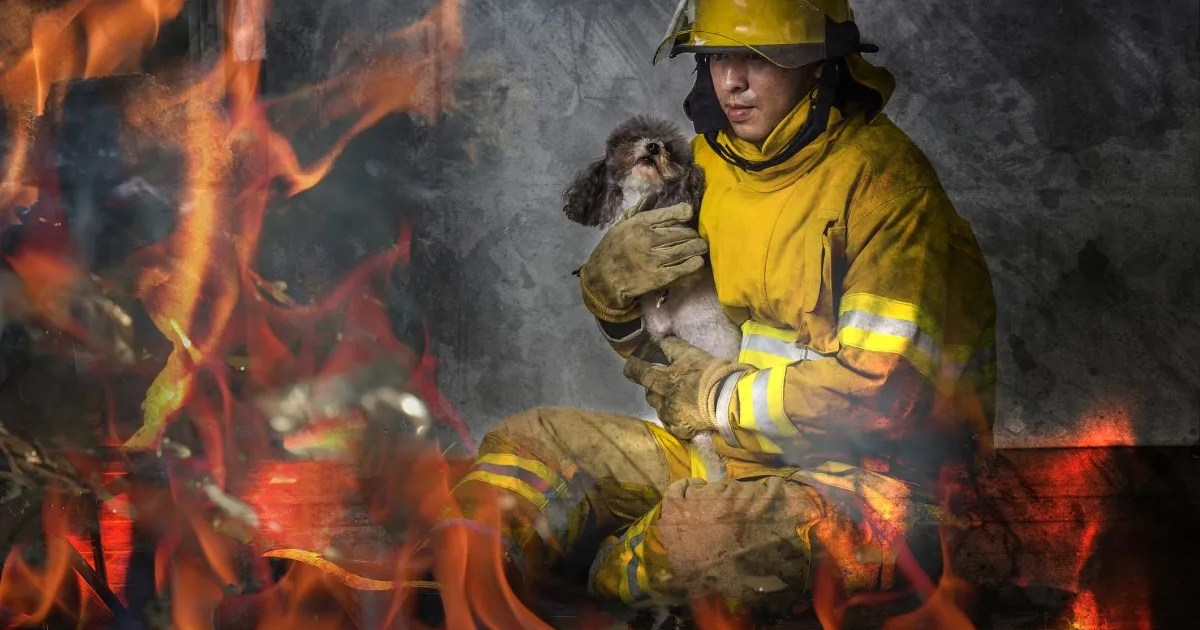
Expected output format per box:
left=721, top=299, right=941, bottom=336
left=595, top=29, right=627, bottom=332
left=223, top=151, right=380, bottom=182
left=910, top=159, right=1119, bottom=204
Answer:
left=579, top=203, right=708, bottom=322
left=624, top=336, right=747, bottom=440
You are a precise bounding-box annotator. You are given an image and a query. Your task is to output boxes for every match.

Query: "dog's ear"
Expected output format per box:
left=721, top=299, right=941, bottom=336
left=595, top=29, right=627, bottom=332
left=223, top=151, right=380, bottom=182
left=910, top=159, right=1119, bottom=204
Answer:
left=562, top=158, right=611, bottom=226
left=683, top=164, right=706, bottom=227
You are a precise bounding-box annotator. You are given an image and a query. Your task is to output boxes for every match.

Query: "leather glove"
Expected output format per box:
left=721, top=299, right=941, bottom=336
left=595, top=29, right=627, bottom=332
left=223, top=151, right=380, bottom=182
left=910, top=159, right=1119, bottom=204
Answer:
left=579, top=203, right=708, bottom=322
left=624, top=336, right=747, bottom=440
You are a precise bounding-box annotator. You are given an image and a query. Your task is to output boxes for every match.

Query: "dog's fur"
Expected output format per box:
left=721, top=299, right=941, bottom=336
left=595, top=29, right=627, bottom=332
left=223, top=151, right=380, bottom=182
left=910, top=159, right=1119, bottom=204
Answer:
left=563, top=116, right=741, bottom=360
left=563, top=116, right=742, bottom=481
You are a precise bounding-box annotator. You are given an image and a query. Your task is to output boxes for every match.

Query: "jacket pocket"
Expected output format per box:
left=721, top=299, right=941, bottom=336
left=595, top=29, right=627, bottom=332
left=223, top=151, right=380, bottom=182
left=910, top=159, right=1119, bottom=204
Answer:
left=803, top=222, right=846, bottom=352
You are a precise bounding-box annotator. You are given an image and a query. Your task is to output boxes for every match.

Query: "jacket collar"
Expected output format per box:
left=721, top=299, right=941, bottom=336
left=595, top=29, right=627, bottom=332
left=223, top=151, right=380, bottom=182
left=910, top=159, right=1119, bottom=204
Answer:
left=716, top=95, right=849, bottom=191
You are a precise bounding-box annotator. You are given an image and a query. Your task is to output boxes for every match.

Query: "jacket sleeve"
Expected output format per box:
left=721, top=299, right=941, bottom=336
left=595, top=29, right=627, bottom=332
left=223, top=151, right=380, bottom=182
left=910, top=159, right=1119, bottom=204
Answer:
left=597, top=317, right=649, bottom=359
left=714, top=186, right=972, bottom=456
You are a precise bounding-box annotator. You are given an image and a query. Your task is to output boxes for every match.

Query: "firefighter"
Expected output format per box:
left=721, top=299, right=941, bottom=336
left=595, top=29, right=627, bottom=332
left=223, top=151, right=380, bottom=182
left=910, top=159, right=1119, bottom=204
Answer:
left=445, top=0, right=996, bottom=617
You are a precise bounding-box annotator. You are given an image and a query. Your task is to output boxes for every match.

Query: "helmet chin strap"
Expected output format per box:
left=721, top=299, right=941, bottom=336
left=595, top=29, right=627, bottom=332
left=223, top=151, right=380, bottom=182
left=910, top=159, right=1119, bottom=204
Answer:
left=692, top=58, right=841, bottom=173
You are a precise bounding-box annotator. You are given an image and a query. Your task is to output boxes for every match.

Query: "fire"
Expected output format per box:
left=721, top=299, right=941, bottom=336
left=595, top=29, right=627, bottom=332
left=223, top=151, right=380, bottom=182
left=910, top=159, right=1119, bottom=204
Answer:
left=791, top=457, right=983, bottom=630
left=0, top=0, right=187, bottom=210
left=0, top=0, right=487, bottom=626
left=0, top=493, right=82, bottom=626
left=1071, top=402, right=1135, bottom=447
left=1035, top=407, right=1154, bottom=630
left=0, top=0, right=1161, bottom=628
left=263, top=0, right=465, bottom=195
left=1064, top=517, right=1152, bottom=630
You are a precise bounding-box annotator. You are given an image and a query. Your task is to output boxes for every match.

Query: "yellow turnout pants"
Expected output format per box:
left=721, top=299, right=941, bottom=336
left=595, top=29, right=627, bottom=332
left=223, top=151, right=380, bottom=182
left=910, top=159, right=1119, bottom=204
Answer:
left=450, top=407, right=929, bottom=613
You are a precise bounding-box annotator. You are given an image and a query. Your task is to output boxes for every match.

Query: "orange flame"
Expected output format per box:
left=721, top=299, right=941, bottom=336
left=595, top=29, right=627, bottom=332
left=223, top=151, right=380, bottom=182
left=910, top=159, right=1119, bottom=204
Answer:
left=0, top=0, right=510, bottom=626
left=0, top=493, right=83, bottom=625
left=1036, top=406, right=1153, bottom=629
left=264, top=0, right=465, bottom=195
left=4, top=245, right=84, bottom=332
left=124, top=0, right=467, bottom=449
left=1071, top=402, right=1136, bottom=447
left=0, top=0, right=186, bottom=210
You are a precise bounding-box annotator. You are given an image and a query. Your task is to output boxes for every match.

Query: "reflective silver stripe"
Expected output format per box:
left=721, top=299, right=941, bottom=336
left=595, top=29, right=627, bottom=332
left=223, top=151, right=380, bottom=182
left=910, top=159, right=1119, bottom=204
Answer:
left=838, top=310, right=939, bottom=359
left=714, top=371, right=744, bottom=448
left=740, top=334, right=829, bottom=361
left=625, top=530, right=646, bottom=600
left=587, top=537, right=619, bottom=596
left=597, top=318, right=644, bottom=343
left=749, top=369, right=774, bottom=436
left=748, top=368, right=795, bottom=437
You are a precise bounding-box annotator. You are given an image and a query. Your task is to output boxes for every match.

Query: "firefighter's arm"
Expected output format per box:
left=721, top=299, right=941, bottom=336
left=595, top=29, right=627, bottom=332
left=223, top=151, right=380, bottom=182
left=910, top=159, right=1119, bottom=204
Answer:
left=714, top=187, right=952, bottom=455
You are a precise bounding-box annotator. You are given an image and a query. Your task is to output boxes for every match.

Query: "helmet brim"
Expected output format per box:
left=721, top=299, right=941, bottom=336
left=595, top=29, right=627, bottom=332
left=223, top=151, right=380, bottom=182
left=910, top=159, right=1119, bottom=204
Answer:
left=653, top=30, right=826, bottom=69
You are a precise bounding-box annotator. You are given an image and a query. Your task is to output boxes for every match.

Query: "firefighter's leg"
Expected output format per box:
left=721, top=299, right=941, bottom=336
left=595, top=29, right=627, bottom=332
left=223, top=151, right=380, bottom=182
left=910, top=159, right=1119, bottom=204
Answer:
left=588, top=476, right=829, bottom=611
left=447, top=407, right=693, bottom=587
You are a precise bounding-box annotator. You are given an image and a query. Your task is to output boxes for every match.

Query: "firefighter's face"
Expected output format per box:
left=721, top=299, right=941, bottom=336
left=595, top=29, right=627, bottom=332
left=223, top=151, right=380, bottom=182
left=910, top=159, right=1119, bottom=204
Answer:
left=709, top=51, right=820, bottom=145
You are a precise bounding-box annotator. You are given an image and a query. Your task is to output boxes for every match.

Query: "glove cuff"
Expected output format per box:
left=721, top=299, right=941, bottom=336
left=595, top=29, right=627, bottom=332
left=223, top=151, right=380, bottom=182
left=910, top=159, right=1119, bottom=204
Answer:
left=697, top=360, right=753, bottom=437
left=712, top=370, right=745, bottom=448
left=579, top=268, right=639, bottom=322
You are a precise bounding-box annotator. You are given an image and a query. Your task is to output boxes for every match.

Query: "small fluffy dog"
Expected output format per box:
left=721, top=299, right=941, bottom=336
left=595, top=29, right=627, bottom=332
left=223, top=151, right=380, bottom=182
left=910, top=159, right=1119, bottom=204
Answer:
left=563, top=116, right=741, bottom=361
left=563, top=117, right=742, bottom=481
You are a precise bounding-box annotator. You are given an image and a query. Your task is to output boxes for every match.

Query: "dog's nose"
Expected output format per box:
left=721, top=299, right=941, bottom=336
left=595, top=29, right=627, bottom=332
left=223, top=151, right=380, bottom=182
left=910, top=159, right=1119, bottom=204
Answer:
left=646, top=142, right=660, bottom=155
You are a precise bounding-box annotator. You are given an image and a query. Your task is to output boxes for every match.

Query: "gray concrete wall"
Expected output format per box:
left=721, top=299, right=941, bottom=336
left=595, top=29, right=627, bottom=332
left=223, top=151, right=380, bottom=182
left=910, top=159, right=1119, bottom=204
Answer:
left=264, top=0, right=1200, bottom=448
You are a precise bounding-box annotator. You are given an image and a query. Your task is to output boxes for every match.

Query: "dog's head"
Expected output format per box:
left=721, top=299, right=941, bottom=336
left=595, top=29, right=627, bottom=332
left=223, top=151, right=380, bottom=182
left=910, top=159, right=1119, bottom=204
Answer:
left=562, top=116, right=703, bottom=228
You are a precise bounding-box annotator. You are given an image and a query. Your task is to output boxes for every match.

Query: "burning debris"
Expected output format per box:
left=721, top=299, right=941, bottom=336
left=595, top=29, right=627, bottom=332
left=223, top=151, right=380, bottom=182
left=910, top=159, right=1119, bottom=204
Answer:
left=0, top=0, right=488, bottom=627
left=0, top=424, right=87, bottom=502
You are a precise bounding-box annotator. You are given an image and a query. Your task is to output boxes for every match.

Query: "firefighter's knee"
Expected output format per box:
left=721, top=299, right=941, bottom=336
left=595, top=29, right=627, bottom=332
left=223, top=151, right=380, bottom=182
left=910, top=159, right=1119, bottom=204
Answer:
left=489, top=406, right=576, bottom=441
left=588, top=478, right=826, bottom=608
left=657, top=478, right=827, bottom=599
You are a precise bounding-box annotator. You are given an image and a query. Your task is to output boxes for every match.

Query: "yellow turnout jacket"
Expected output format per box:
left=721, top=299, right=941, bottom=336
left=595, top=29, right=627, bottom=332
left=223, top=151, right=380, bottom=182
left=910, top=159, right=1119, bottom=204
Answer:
left=696, top=93, right=996, bottom=486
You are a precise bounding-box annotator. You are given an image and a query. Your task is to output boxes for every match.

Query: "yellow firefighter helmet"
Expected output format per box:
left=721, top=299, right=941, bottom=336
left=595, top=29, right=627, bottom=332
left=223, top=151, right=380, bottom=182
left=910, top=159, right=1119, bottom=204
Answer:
left=654, top=0, right=871, bottom=68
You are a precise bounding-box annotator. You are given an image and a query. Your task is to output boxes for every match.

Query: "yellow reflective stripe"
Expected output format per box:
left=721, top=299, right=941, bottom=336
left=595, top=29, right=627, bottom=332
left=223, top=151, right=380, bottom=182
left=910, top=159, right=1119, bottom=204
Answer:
left=460, top=470, right=549, bottom=509
left=838, top=293, right=942, bottom=379
left=840, top=293, right=940, bottom=340
left=734, top=371, right=787, bottom=453
left=737, top=348, right=795, bottom=369
left=617, top=506, right=658, bottom=603
left=740, top=320, right=801, bottom=368
left=738, top=320, right=830, bottom=368
left=740, top=320, right=797, bottom=341
left=458, top=453, right=567, bottom=511
left=478, top=453, right=562, bottom=488
left=838, top=324, right=923, bottom=355
left=839, top=325, right=938, bottom=378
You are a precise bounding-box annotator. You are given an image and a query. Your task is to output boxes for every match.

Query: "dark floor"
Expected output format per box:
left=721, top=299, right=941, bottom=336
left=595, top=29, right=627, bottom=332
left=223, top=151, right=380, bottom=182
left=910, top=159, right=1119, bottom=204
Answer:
left=3, top=446, right=1198, bottom=628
